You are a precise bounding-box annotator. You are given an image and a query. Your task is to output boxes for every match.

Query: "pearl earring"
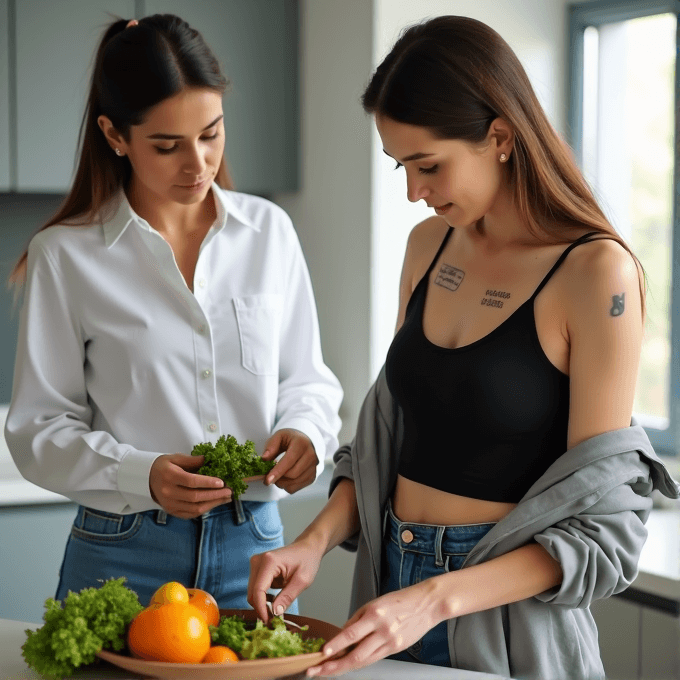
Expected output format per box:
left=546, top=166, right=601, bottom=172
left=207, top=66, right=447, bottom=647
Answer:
left=115, top=148, right=123, bottom=156
left=499, top=153, right=507, bottom=162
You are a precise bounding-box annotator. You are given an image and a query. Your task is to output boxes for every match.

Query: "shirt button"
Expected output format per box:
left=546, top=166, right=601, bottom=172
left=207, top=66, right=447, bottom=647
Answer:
left=202, top=369, right=211, bottom=378
left=401, top=529, right=414, bottom=544
left=198, top=278, right=207, bottom=288
left=207, top=422, right=217, bottom=432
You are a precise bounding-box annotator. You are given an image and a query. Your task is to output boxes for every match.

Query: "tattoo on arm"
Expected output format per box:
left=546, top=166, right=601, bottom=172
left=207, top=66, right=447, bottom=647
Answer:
left=610, top=293, right=625, bottom=317
left=481, top=289, right=511, bottom=309
left=435, top=264, right=465, bottom=291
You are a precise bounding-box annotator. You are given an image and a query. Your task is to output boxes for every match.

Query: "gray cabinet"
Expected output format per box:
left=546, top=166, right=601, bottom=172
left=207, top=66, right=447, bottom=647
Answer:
left=0, top=0, right=10, bottom=191
left=592, top=593, right=680, bottom=680
left=641, top=608, right=680, bottom=680
left=0, top=502, right=77, bottom=624
left=14, top=0, right=134, bottom=192
left=3, top=0, right=298, bottom=195
left=592, top=596, right=641, bottom=680
left=144, top=0, right=299, bottom=195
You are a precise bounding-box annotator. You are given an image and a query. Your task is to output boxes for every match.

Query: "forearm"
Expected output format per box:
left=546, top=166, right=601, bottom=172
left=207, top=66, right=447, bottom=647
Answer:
left=293, top=477, right=360, bottom=556
left=426, top=542, right=563, bottom=623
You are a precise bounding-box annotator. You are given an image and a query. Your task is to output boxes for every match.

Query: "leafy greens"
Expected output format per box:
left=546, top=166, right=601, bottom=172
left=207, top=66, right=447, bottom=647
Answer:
left=210, top=614, right=325, bottom=658
left=22, top=577, right=143, bottom=679
left=191, top=434, right=276, bottom=499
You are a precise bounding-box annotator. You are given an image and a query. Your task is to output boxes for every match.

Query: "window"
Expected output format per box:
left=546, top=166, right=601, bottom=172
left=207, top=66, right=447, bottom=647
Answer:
left=569, top=0, right=680, bottom=456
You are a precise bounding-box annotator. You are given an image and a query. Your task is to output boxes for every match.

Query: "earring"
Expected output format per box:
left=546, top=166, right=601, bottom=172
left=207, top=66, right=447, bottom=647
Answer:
left=115, top=148, right=123, bottom=156
left=499, top=153, right=507, bottom=162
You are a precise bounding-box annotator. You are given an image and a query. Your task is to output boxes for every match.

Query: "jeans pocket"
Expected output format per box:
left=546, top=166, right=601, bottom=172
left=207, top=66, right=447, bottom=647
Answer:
left=233, top=294, right=283, bottom=376
left=71, top=506, right=143, bottom=543
left=245, top=502, right=284, bottom=542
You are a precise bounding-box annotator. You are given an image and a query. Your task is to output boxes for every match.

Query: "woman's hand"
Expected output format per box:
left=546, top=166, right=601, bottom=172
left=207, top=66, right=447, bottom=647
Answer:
left=247, top=537, right=325, bottom=622
left=307, top=583, right=445, bottom=677
left=261, top=428, right=318, bottom=494
left=149, top=453, right=233, bottom=518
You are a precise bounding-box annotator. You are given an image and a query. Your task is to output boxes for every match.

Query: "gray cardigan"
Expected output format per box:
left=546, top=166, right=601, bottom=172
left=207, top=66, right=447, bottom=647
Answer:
left=330, top=366, right=680, bottom=680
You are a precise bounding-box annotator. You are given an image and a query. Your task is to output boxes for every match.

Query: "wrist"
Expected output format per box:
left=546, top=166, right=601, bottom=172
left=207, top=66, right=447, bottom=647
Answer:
left=293, top=523, right=333, bottom=557
left=417, top=575, right=455, bottom=626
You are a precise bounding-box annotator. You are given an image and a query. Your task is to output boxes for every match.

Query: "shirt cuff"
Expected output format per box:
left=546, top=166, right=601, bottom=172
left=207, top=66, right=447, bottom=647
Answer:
left=117, top=447, right=166, bottom=512
left=273, top=417, right=326, bottom=480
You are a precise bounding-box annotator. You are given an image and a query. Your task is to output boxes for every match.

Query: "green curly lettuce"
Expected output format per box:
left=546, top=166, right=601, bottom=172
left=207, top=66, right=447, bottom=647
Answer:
left=191, top=434, right=276, bottom=499
left=210, top=614, right=325, bottom=659
left=22, top=577, right=143, bottom=679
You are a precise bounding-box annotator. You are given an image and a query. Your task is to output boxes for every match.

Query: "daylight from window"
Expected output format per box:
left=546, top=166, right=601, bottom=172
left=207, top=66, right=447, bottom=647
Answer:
left=581, top=13, right=675, bottom=426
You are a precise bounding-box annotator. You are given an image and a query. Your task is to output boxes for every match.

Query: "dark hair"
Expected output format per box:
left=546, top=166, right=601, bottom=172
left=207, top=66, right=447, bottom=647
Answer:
left=10, top=13, right=233, bottom=286
left=363, top=15, right=645, bottom=312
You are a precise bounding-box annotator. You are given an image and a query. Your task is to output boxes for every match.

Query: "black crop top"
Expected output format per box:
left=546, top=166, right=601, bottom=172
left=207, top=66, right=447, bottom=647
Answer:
left=385, top=228, right=601, bottom=503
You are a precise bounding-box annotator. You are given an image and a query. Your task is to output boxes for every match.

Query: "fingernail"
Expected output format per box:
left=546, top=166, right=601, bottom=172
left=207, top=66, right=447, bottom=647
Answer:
left=266, top=475, right=275, bottom=485
left=214, top=479, right=224, bottom=487
left=275, top=605, right=284, bottom=615
left=324, top=647, right=333, bottom=656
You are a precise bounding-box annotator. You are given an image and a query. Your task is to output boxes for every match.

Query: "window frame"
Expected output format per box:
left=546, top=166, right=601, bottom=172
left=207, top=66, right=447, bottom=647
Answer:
left=568, top=0, right=680, bottom=456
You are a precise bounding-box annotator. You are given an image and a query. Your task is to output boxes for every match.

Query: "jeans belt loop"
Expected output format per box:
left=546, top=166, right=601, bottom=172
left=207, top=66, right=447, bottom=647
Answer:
left=435, top=525, right=445, bottom=567
left=156, top=510, right=168, bottom=525
left=233, top=497, right=247, bottom=525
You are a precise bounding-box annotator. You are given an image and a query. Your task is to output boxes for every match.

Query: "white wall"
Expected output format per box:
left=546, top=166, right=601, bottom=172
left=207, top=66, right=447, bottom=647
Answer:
left=274, top=0, right=575, bottom=443
left=273, top=0, right=375, bottom=445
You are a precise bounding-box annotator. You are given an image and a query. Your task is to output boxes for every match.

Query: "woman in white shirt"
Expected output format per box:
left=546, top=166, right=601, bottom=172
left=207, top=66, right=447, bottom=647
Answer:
left=5, top=14, right=342, bottom=611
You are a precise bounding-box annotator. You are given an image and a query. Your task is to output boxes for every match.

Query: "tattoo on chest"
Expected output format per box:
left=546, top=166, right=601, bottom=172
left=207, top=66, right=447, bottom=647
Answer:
left=481, top=289, right=511, bottom=309
left=435, top=264, right=465, bottom=291
left=610, top=293, right=625, bottom=316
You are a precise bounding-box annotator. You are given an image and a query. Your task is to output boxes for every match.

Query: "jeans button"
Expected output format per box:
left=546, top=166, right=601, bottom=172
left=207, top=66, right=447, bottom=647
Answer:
left=401, top=529, right=414, bottom=544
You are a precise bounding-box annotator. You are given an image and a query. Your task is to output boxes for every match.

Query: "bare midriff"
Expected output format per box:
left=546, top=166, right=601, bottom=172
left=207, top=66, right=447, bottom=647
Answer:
left=392, top=474, right=517, bottom=525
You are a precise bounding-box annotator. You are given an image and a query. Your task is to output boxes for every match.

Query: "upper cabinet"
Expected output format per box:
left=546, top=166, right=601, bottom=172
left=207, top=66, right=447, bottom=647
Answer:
left=0, top=0, right=11, bottom=191
left=145, top=0, right=299, bottom=195
left=4, top=0, right=299, bottom=195
left=14, top=0, right=134, bottom=193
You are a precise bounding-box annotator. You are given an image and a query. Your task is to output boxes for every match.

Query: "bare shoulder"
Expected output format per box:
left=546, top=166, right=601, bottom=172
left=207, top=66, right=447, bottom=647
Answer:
left=403, top=216, right=450, bottom=286
left=562, top=236, right=641, bottom=291
left=560, top=235, right=643, bottom=323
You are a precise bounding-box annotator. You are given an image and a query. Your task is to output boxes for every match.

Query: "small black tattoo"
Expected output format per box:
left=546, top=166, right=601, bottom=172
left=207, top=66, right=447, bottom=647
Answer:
left=481, top=289, right=511, bottom=309
left=435, top=264, right=465, bottom=291
left=485, top=289, right=511, bottom=300
left=610, top=293, right=625, bottom=316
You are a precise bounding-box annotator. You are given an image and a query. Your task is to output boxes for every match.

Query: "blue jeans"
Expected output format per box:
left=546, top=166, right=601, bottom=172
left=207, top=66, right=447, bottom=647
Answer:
left=381, top=500, right=494, bottom=667
left=55, top=498, right=297, bottom=613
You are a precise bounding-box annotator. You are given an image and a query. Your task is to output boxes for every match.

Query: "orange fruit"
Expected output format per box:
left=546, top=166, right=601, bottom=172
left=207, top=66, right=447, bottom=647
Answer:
left=150, top=581, right=189, bottom=607
left=187, top=588, right=220, bottom=627
left=127, top=602, right=211, bottom=663
left=202, top=646, right=239, bottom=664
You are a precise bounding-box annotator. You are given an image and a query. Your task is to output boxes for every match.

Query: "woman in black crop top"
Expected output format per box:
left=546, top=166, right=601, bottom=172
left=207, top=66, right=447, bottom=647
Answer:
left=248, top=16, right=647, bottom=678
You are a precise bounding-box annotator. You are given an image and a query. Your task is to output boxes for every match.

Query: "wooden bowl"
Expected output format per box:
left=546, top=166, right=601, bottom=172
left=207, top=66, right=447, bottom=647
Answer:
left=96, top=608, right=341, bottom=680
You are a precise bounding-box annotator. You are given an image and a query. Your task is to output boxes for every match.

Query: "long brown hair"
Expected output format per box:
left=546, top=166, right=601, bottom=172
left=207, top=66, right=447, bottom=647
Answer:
left=10, top=13, right=233, bottom=287
left=362, top=15, right=646, bottom=313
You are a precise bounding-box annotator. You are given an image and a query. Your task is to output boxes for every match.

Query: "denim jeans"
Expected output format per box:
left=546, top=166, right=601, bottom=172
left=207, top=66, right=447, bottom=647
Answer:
left=381, top=500, right=495, bottom=667
left=55, top=498, right=297, bottom=613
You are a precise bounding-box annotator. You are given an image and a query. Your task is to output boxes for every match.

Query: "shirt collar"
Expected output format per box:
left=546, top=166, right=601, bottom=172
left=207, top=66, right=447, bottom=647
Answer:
left=102, top=181, right=258, bottom=248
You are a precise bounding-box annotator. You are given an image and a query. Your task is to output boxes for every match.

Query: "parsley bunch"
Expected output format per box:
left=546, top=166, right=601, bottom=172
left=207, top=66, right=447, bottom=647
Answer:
left=210, top=614, right=325, bottom=658
left=191, top=434, right=276, bottom=499
left=22, top=577, right=143, bottom=679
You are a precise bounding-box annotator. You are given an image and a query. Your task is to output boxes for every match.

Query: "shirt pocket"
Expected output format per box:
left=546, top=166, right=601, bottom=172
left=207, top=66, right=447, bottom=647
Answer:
left=233, top=294, right=283, bottom=376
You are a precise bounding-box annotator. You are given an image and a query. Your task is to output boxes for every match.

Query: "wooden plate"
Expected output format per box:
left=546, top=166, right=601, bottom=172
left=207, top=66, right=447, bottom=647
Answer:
left=96, top=608, right=341, bottom=680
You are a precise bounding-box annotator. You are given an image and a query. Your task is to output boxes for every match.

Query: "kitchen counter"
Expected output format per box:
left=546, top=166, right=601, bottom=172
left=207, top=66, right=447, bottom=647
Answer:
left=1, top=619, right=508, bottom=680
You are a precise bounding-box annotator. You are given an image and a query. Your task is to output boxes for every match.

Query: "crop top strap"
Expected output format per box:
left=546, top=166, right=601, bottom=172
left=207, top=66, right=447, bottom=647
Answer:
left=530, top=231, right=603, bottom=300
left=423, top=226, right=454, bottom=278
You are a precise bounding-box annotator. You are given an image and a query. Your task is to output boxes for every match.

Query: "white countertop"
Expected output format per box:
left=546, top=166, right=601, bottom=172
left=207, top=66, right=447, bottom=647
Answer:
left=0, top=619, right=508, bottom=680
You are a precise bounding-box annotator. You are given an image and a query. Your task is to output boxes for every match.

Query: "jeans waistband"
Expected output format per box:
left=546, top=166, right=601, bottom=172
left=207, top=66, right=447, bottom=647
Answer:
left=384, top=499, right=496, bottom=559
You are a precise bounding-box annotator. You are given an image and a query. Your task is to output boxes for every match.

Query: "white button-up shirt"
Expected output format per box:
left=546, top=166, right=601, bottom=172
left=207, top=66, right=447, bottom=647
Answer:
left=5, top=183, right=343, bottom=513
